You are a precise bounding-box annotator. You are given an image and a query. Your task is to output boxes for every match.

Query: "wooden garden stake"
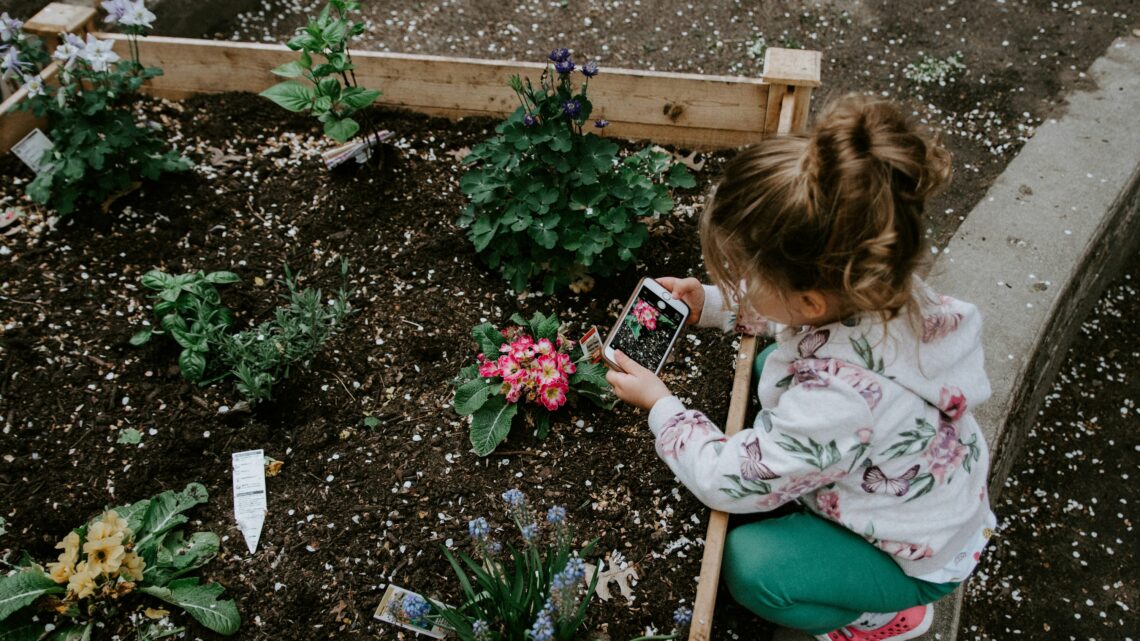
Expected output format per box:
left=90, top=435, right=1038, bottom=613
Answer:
left=687, top=47, right=819, bottom=641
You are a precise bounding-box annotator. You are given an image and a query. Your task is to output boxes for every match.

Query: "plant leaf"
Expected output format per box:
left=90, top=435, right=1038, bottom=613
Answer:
left=270, top=61, right=307, bottom=78
left=140, top=579, right=240, bottom=635
left=130, top=327, right=154, bottom=346
left=323, top=117, right=359, bottom=143
left=454, top=378, right=495, bottom=416
left=134, top=484, right=209, bottom=556
left=0, top=568, right=64, bottom=621
left=178, top=349, right=207, bottom=382
left=204, top=271, right=240, bottom=285
left=468, top=395, right=518, bottom=456
left=259, top=82, right=315, bottom=113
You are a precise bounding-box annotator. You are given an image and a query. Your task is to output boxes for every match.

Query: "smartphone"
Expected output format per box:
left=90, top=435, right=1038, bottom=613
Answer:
left=603, top=277, right=690, bottom=375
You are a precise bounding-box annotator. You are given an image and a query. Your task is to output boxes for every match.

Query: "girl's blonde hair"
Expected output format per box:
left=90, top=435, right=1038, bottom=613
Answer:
left=701, top=94, right=951, bottom=325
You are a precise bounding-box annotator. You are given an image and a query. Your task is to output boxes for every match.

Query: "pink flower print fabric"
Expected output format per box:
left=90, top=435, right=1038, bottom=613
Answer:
left=755, top=469, right=847, bottom=509
left=815, top=490, right=842, bottom=521
left=922, top=296, right=964, bottom=343
left=657, top=411, right=721, bottom=459
left=938, top=385, right=968, bottom=421
left=875, top=538, right=935, bottom=561
left=924, top=419, right=968, bottom=483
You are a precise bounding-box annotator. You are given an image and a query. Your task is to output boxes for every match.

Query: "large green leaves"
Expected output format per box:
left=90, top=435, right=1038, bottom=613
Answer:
left=133, top=483, right=209, bottom=557
left=141, top=579, right=240, bottom=635
left=0, top=569, right=63, bottom=622
left=259, top=82, right=315, bottom=112
left=469, top=396, right=519, bottom=456
left=453, top=378, right=496, bottom=416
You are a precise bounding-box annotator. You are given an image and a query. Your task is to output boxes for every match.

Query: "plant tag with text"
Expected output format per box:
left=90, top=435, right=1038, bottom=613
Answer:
left=579, top=326, right=604, bottom=364
left=11, top=128, right=54, bottom=174
left=232, top=449, right=267, bottom=554
left=374, top=584, right=449, bottom=639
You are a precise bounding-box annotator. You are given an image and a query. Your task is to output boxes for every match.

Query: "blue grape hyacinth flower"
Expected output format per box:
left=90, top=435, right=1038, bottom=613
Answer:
left=546, top=505, right=566, bottom=525
left=468, top=517, right=490, bottom=541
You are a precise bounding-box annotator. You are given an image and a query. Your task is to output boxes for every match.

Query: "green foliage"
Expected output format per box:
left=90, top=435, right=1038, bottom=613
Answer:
left=0, top=484, right=239, bottom=637
left=458, top=55, right=695, bottom=293
left=259, top=0, right=382, bottom=143
left=454, top=311, right=612, bottom=456
left=18, top=27, right=188, bottom=215
left=903, top=52, right=965, bottom=86
left=433, top=491, right=598, bottom=641
left=132, top=262, right=353, bottom=405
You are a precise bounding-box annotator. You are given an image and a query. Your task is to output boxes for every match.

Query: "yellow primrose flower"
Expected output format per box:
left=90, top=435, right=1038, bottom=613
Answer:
left=97, top=510, right=130, bottom=538
left=47, top=532, right=81, bottom=584
left=67, top=562, right=98, bottom=599
left=83, top=533, right=126, bottom=576
left=121, top=551, right=145, bottom=581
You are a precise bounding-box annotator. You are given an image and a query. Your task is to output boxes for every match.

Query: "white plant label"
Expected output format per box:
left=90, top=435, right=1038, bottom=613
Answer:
left=232, top=449, right=267, bottom=554
left=11, top=128, right=54, bottom=174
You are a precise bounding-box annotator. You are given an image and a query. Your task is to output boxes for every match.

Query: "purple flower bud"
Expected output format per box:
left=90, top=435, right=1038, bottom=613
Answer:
left=581, top=61, right=599, bottom=77
left=562, top=100, right=581, bottom=118
left=523, top=113, right=538, bottom=127
left=554, top=58, right=575, bottom=75
left=594, top=119, right=609, bottom=129
left=547, top=47, right=570, bottom=63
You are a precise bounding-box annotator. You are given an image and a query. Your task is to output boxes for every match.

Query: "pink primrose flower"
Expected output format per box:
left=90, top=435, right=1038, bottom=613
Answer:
left=633, top=300, right=659, bottom=330
left=505, top=379, right=525, bottom=404
left=938, top=386, right=968, bottom=422
left=535, top=355, right=563, bottom=386
left=815, top=490, right=842, bottom=521
left=924, top=419, right=967, bottom=483
left=478, top=360, right=500, bottom=378
left=535, top=338, right=555, bottom=356
left=497, top=355, right=522, bottom=379
left=539, top=381, right=568, bottom=411
left=557, top=352, right=576, bottom=375
left=510, top=337, right=536, bottom=362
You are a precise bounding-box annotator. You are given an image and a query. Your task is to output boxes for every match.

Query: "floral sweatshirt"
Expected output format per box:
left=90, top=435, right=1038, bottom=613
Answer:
left=648, top=283, right=997, bottom=580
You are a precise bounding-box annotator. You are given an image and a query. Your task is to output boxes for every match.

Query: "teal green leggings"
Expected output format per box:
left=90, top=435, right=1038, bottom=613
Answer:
left=725, top=344, right=958, bottom=634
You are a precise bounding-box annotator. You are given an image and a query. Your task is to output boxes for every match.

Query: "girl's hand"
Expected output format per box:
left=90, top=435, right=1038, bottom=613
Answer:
left=656, top=276, right=704, bottom=325
left=605, top=350, right=672, bottom=411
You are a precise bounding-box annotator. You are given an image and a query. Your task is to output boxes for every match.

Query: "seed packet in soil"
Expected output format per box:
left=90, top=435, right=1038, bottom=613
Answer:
left=374, top=584, right=449, bottom=639
left=11, top=128, right=54, bottom=174
left=321, top=130, right=394, bottom=170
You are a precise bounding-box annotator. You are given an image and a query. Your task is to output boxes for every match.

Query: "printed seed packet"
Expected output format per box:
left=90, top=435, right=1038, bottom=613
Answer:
left=374, top=584, right=449, bottom=639
left=579, top=325, right=604, bottom=363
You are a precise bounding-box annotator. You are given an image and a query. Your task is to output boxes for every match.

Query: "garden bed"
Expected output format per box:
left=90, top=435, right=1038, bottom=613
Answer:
left=0, top=91, right=772, bottom=640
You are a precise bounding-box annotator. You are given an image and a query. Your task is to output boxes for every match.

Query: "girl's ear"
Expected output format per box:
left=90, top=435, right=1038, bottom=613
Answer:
left=796, top=291, right=831, bottom=323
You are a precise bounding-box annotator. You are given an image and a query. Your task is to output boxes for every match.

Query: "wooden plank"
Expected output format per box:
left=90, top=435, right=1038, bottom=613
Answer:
left=789, top=86, right=813, bottom=132
left=763, top=83, right=787, bottom=135
left=762, top=47, right=823, bottom=87
left=22, top=3, right=96, bottom=50
left=93, top=34, right=776, bottom=149
left=687, top=336, right=759, bottom=641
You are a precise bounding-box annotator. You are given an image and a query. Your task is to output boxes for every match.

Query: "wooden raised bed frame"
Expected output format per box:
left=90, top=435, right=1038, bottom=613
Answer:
left=1, top=6, right=820, bottom=640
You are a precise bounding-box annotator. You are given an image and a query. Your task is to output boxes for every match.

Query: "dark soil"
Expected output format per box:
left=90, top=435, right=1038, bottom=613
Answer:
left=0, top=92, right=751, bottom=640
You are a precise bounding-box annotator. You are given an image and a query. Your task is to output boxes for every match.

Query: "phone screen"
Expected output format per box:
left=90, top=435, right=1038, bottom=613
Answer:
left=608, top=284, right=686, bottom=373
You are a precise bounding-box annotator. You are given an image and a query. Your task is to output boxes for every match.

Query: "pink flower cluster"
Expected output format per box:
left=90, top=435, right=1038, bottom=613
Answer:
left=633, top=300, right=659, bottom=330
left=476, top=333, right=577, bottom=411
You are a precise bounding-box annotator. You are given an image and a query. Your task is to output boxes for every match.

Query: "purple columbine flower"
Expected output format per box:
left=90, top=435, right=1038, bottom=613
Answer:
left=581, top=60, right=599, bottom=77
left=0, top=47, right=24, bottom=75
left=101, top=0, right=128, bottom=24
left=0, top=13, right=22, bottom=43
left=522, top=113, right=538, bottom=127
left=554, top=58, right=575, bottom=74
left=547, top=47, right=570, bottom=63
left=594, top=119, right=609, bottom=129
left=562, top=99, right=581, bottom=118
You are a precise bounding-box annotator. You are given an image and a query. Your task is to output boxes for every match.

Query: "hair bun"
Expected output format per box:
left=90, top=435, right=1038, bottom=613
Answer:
left=812, top=94, right=951, bottom=202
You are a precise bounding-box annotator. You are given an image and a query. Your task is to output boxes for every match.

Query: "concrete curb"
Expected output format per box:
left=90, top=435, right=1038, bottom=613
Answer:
left=920, top=34, right=1140, bottom=641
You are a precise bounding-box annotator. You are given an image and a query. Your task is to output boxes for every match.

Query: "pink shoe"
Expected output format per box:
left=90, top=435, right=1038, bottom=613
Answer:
left=815, top=604, right=934, bottom=641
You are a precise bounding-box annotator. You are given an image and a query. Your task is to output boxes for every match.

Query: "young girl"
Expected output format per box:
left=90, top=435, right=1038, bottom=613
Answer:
left=606, top=95, right=996, bottom=641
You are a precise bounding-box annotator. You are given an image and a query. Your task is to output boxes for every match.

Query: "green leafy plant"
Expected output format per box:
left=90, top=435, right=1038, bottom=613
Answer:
left=458, top=49, right=695, bottom=293
left=430, top=489, right=598, bottom=641
left=130, top=269, right=239, bottom=381
left=454, top=311, right=611, bottom=456
left=131, top=261, right=353, bottom=405
left=17, top=3, right=189, bottom=215
left=260, top=0, right=382, bottom=144
left=903, top=52, right=965, bottom=86
left=0, top=483, right=240, bottom=638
